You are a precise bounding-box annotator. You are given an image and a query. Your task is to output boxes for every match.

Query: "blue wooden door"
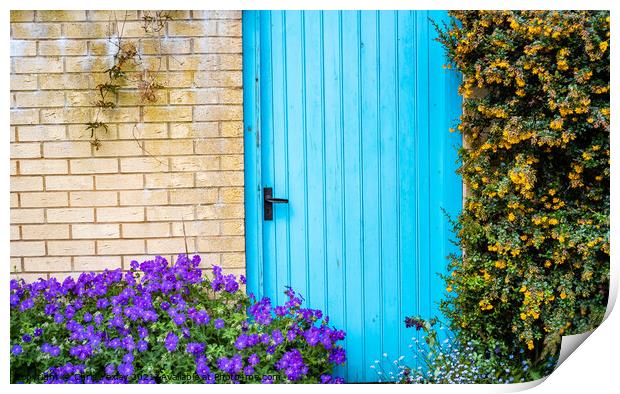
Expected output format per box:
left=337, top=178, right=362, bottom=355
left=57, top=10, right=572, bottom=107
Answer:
left=243, top=10, right=462, bottom=382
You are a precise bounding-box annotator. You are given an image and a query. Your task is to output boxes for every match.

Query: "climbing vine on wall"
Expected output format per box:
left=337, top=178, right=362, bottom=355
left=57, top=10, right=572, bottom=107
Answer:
left=435, top=11, right=610, bottom=364
left=86, top=11, right=171, bottom=149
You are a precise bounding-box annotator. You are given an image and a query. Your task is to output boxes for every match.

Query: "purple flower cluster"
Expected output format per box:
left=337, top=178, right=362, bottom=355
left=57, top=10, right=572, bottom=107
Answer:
left=275, top=349, right=309, bottom=381
left=210, top=265, right=240, bottom=293
left=10, top=254, right=346, bottom=384
left=217, top=354, right=243, bottom=375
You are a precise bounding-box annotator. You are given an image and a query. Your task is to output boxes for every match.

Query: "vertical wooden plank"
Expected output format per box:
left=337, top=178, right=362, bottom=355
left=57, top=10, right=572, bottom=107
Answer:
left=415, top=11, right=432, bottom=323
left=259, top=11, right=277, bottom=301
left=397, top=10, right=417, bottom=367
left=428, top=10, right=447, bottom=326
left=360, top=10, right=382, bottom=373
left=303, top=11, right=327, bottom=312
left=378, top=10, right=400, bottom=362
left=242, top=11, right=263, bottom=298
left=323, top=11, right=347, bottom=380
left=284, top=10, right=309, bottom=301
left=341, top=10, right=364, bottom=382
left=428, top=11, right=463, bottom=337
left=269, top=11, right=289, bottom=306
left=322, top=9, right=345, bottom=330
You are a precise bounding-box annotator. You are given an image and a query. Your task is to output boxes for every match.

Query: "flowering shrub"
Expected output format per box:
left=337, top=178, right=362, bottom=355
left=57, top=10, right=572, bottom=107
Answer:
left=10, top=255, right=346, bottom=383
left=434, top=11, right=610, bottom=363
left=372, top=317, right=556, bottom=384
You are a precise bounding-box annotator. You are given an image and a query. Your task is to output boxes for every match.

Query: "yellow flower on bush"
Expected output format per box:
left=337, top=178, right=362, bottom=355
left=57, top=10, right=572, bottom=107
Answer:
left=599, top=40, right=609, bottom=52
left=435, top=10, right=609, bottom=365
left=549, top=118, right=564, bottom=130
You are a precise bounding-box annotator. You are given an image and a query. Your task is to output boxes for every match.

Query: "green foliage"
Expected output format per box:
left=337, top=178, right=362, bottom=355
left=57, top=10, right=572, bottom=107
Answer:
left=435, top=10, right=609, bottom=365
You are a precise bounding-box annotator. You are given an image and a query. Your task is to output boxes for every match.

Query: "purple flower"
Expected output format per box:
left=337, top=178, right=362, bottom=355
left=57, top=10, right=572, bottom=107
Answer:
left=34, top=328, right=43, bottom=337
left=96, top=298, right=109, bottom=309
left=10, top=293, right=20, bottom=307
left=304, top=327, right=321, bottom=346
left=196, top=361, right=212, bottom=381
left=225, top=277, right=239, bottom=293
left=248, top=353, right=260, bottom=366
left=173, top=312, right=186, bottom=326
left=138, top=376, right=156, bottom=384
left=108, top=338, right=121, bottom=349
left=234, top=334, right=248, bottom=350
left=164, top=332, right=179, bottom=352
left=137, top=340, right=148, bottom=352
left=11, top=344, right=23, bottom=355
left=259, top=333, right=270, bottom=344
left=272, top=329, right=284, bottom=345
left=105, top=364, right=116, bottom=376
left=328, top=347, right=346, bottom=364
left=117, top=362, right=134, bottom=377
left=321, top=334, right=333, bottom=349
left=243, top=366, right=254, bottom=376
left=192, top=310, right=210, bottom=325
left=286, top=328, right=297, bottom=342
left=214, top=318, right=225, bottom=329
left=19, top=298, right=34, bottom=311
left=137, top=326, right=148, bottom=338
left=22, top=334, right=32, bottom=343
left=186, top=342, right=205, bottom=356
left=122, top=336, right=136, bottom=352
left=50, top=347, right=60, bottom=357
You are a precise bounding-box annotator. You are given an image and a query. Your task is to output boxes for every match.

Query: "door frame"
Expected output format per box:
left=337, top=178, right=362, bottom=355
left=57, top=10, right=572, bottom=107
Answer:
left=242, top=11, right=264, bottom=298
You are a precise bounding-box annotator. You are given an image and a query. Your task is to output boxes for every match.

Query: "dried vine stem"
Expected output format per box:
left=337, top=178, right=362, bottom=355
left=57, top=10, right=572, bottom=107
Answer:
left=85, top=10, right=173, bottom=150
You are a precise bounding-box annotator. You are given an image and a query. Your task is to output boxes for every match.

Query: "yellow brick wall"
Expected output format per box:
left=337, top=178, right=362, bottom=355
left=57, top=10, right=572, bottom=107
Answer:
left=10, top=10, right=245, bottom=281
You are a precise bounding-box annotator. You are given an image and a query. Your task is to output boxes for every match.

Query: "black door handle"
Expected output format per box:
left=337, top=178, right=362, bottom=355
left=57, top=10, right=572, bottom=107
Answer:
left=264, top=187, right=288, bottom=221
